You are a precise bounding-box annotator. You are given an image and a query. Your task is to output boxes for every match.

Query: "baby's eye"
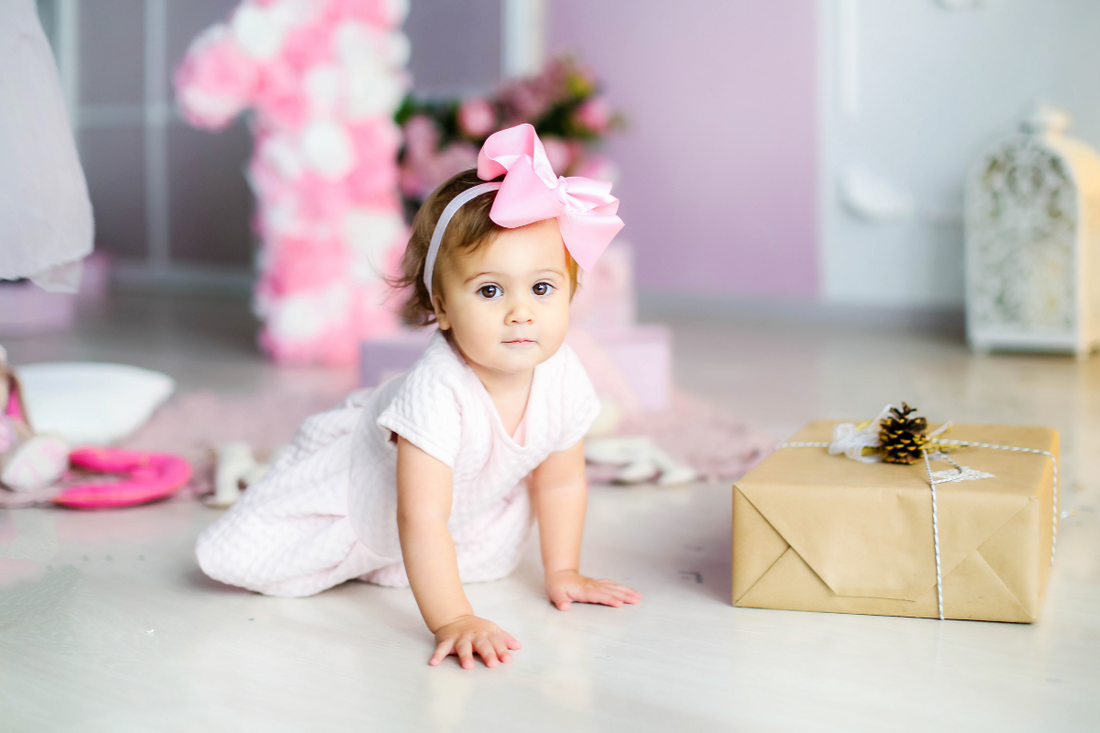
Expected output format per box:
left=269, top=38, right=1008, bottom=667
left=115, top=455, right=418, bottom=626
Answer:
left=532, top=281, right=555, bottom=296
left=478, top=284, right=502, bottom=299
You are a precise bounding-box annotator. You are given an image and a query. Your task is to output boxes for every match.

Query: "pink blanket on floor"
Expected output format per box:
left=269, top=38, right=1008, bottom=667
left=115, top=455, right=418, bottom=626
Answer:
left=0, top=385, right=770, bottom=506
left=123, top=386, right=769, bottom=495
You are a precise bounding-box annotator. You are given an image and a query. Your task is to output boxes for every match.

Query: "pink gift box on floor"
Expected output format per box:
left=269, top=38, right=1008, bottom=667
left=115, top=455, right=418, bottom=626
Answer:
left=570, top=242, right=636, bottom=330
left=360, top=329, right=433, bottom=387
left=360, top=324, right=671, bottom=413
left=580, top=325, right=671, bottom=413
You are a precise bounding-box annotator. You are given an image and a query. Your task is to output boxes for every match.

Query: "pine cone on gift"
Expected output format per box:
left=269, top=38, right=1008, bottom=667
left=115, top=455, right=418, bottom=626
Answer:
left=878, top=403, right=929, bottom=464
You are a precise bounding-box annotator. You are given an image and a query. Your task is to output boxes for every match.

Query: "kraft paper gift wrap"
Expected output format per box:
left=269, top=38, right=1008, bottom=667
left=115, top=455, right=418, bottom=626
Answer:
left=732, top=422, right=1058, bottom=623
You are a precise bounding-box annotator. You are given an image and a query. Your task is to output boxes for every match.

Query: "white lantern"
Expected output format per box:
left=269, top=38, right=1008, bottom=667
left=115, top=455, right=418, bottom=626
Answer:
left=965, top=105, right=1100, bottom=357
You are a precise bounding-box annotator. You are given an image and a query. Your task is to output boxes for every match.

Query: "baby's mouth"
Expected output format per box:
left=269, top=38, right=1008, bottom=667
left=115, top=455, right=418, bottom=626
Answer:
left=503, top=338, right=536, bottom=345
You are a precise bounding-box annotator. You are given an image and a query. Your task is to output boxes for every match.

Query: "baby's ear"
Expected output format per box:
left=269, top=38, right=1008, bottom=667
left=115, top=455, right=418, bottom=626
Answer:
left=432, top=293, right=450, bottom=331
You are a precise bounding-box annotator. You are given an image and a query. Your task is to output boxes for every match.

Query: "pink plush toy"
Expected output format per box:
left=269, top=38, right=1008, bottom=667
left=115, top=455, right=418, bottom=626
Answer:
left=175, top=0, right=411, bottom=365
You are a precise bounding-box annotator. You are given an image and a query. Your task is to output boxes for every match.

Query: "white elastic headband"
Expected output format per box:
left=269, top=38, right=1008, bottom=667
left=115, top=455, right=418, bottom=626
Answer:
left=423, top=182, right=503, bottom=301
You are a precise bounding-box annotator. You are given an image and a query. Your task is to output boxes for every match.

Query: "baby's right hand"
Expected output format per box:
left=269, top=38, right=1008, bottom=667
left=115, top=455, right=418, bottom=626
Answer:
left=430, top=615, right=522, bottom=669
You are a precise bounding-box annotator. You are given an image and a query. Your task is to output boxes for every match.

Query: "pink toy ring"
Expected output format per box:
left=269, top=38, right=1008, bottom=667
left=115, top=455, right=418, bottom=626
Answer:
left=53, top=447, right=192, bottom=509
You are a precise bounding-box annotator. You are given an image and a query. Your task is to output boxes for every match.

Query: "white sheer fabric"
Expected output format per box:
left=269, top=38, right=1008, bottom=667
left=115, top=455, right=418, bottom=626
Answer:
left=0, top=0, right=93, bottom=293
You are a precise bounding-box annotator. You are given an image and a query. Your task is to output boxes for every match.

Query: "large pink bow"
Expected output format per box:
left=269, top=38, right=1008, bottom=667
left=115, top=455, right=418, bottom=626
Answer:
left=477, top=124, right=624, bottom=271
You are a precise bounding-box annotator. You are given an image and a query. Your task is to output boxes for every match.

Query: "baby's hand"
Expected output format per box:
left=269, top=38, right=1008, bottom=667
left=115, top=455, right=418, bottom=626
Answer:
left=430, top=615, right=522, bottom=669
left=545, top=570, right=642, bottom=611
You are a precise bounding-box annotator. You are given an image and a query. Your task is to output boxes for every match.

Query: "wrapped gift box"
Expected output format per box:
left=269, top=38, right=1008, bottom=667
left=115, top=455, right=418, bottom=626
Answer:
left=733, top=422, right=1058, bottom=623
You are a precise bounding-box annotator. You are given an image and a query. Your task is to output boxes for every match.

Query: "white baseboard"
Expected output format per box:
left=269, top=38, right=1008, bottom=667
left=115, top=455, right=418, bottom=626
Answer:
left=636, top=290, right=965, bottom=332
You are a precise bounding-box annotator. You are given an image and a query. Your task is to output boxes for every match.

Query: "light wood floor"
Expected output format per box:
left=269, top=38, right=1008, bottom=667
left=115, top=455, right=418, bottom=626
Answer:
left=2, top=294, right=1098, bottom=732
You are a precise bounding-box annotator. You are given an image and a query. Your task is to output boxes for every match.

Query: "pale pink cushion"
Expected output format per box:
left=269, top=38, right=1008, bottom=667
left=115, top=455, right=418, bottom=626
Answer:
left=17, top=362, right=175, bottom=445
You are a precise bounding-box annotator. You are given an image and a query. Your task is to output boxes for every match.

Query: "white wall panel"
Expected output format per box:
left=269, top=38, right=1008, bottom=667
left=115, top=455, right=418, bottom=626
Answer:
left=819, top=0, right=1100, bottom=306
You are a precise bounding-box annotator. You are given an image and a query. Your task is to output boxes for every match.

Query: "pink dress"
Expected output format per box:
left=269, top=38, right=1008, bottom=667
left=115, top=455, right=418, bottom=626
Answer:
left=196, top=333, right=600, bottom=597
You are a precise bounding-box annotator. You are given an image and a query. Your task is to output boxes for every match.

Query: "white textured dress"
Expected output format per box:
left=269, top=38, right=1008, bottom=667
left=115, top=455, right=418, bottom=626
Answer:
left=196, top=333, right=601, bottom=597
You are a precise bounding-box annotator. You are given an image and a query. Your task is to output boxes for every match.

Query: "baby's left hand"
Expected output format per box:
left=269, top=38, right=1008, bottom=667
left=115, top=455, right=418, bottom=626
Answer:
left=545, top=570, right=641, bottom=611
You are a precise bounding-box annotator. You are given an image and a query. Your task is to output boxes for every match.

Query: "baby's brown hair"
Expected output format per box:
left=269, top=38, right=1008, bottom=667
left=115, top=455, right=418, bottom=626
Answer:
left=392, top=169, right=580, bottom=328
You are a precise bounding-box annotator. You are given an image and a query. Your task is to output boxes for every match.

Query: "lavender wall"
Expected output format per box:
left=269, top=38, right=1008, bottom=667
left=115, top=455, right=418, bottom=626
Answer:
left=406, top=0, right=501, bottom=95
left=59, top=0, right=817, bottom=296
left=547, top=0, right=818, bottom=297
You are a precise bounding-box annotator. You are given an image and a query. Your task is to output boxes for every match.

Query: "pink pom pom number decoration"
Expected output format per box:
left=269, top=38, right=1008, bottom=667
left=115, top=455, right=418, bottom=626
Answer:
left=175, top=0, right=411, bottom=365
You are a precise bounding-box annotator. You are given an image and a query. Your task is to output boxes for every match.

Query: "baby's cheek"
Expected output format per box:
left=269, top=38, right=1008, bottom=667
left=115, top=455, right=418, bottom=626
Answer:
left=453, top=320, right=504, bottom=369
left=542, top=301, right=570, bottom=339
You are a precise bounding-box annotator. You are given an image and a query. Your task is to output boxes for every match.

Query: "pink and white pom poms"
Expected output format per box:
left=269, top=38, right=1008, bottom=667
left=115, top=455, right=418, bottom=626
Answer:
left=176, top=0, right=412, bottom=365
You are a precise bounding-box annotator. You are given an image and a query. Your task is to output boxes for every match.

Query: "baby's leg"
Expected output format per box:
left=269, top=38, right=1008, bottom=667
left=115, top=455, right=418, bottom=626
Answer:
left=197, top=507, right=388, bottom=597
left=268, top=389, right=373, bottom=471
left=196, top=400, right=390, bottom=597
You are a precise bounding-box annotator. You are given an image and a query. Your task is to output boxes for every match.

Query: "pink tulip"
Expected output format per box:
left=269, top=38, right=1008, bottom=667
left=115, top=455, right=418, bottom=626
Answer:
left=540, top=136, right=572, bottom=175
left=457, top=98, right=496, bottom=138
left=575, top=96, right=611, bottom=134
left=403, top=115, right=440, bottom=159
left=398, top=167, right=428, bottom=199
left=434, top=142, right=479, bottom=180
left=399, top=140, right=478, bottom=199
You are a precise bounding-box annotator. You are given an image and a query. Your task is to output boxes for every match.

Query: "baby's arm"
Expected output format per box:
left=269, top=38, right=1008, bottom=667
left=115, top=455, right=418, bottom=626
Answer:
left=530, top=440, right=642, bottom=611
left=395, top=436, right=521, bottom=669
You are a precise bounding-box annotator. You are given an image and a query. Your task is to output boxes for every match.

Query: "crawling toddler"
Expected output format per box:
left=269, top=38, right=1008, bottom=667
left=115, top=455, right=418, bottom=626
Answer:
left=196, top=124, right=641, bottom=669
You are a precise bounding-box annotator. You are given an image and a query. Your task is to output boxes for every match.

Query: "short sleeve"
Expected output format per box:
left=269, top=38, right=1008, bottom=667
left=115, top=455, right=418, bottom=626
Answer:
left=554, top=346, right=602, bottom=452
left=376, top=364, right=463, bottom=468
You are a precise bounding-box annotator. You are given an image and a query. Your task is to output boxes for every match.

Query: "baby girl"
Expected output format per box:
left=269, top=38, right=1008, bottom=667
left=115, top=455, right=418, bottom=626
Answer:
left=196, top=123, right=641, bottom=669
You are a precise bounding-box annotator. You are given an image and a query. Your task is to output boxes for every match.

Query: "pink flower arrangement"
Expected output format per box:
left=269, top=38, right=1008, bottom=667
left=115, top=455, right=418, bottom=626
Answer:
left=457, top=98, right=496, bottom=138
left=574, top=97, right=612, bottom=135
left=539, top=137, right=573, bottom=176
left=396, top=55, right=624, bottom=204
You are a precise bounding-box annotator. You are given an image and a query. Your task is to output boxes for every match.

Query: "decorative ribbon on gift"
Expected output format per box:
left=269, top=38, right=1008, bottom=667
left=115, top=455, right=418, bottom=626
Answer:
left=777, top=404, right=1059, bottom=621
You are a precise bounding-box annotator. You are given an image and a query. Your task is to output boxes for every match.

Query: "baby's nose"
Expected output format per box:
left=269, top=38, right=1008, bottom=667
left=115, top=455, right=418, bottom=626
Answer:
left=508, top=300, right=534, bottom=323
